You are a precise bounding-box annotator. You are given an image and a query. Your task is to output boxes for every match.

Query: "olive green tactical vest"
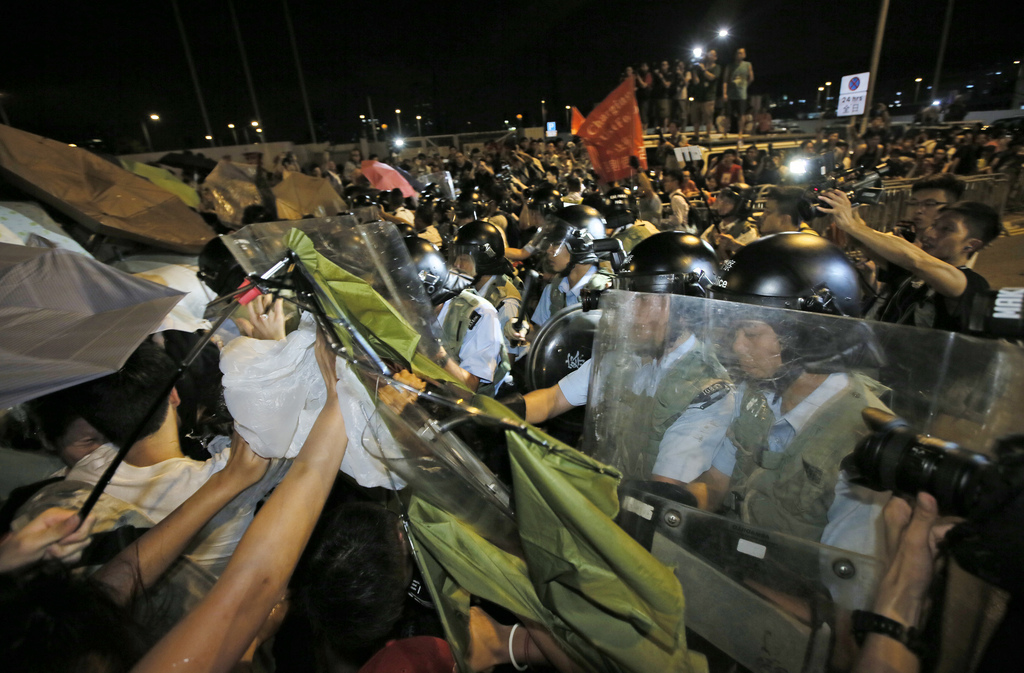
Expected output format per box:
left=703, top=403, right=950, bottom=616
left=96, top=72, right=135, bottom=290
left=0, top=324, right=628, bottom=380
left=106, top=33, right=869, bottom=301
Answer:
left=483, top=274, right=523, bottom=310
left=613, top=220, right=659, bottom=253
left=548, top=268, right=615, bottom=316
left=725, top=374, right=888, bottom=542
left=440, top=290, right=512, bottom=397
left=642, top=341, right=731, bottom=471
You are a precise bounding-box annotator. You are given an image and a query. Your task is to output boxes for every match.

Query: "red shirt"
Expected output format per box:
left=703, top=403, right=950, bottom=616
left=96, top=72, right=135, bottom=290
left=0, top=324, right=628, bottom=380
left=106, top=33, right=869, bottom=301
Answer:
left=713, top=162, right=743, bottom=187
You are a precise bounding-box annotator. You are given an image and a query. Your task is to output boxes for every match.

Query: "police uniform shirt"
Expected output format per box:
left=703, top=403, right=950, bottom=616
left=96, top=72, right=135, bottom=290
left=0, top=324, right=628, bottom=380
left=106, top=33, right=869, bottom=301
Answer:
left=709, top=373, right=887, bottom=557
left=556, top=357, right=593, bottom=407
left=651, top=335, right=737, bottom=483
left=531, top=265, right=599, bottom=327
left=437, top=296, right=508, bottom=392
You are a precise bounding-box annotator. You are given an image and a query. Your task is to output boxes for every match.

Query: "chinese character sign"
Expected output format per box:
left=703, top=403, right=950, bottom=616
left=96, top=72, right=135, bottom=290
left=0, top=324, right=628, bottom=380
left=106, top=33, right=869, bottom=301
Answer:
left=837, top=71, right=870, bottom=117
left=577, top=79, right=647, bottom=183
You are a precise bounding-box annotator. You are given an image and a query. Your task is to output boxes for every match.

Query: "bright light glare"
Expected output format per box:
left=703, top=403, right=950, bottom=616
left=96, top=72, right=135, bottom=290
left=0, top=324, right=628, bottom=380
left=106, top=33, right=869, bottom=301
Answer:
left=693, top=47, right=703, bottom=59
left=205, top=135, right=212, bottom=140
left=251, top=121, right=259, bottom=127
left=718, top=29, right=729, bottom=37
left=932, top=100, right=942, bottom=106
left=227, top=123, right=235, bottom=128
left=789, top=159, right=809, bottom=175
left=149, top=114, right=160, bottom=121
left=395, top=138, right=405, bottom=147
left=255, top=128, right=263, bottom=133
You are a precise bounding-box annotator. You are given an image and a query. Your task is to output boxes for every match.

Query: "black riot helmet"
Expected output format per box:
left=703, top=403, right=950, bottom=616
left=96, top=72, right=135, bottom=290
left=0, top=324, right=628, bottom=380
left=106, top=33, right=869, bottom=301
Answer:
left=717, top=182, right=755, bottom=219
left=710, top=232, right=862, bottom=317
left=526, top=183, right=563, bottom=215
left=392, top=220, right=416, bottom=238
left=403, top=236, right=473, bottom=305
left=615, top=232, right=718, bottom=296
left=452, top=220, right=507, bottom=277
left=197, top=236, right=246, bottom=297
left=455, top=189, right=486, bottom=220
left=539, top=204, right=607, bottom=267
left=605, top=187, right=638, bottom=230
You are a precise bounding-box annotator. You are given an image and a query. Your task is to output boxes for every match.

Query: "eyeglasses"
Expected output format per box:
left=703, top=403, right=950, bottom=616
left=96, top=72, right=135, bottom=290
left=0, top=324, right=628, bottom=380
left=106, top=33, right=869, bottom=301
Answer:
left=906, top=199, right=948, bottom=209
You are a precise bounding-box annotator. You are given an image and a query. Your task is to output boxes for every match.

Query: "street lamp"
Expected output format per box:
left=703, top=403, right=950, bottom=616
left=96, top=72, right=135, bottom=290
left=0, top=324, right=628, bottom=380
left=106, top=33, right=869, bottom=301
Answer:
left=914, top=77, right=923, bottom=103
left=415, top=115, right=422, bottom=136
left=205, top=134, right=214, bottom=146
left=565, top=105, right=571, bottom=129
left=395, top=109, right=403, bottom=136
left=227, top=123, right=238, bottom=145
left=718, top=28, right=729, bottom=38
left=541, top=99, right=547, bottom=125
left=141, top=113, right=160, bottom=152
left=251, top=120, right=259, bottom=127
left=817, top=86, right=825, bottom=111
left=825, top=81, right=832, bottom=103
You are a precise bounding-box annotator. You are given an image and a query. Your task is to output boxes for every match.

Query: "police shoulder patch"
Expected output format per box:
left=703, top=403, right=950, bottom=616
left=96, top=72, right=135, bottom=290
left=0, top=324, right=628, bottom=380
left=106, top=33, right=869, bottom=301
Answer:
left=467, top=310, right=482, bottom=330
left=690, top=380, right=732, bottom=410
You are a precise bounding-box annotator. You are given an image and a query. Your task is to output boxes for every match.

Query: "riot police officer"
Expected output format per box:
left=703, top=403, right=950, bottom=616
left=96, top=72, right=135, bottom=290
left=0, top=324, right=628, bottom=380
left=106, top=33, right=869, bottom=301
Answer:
left=451, top=220, right=528, bottom=354
left=700, top=182, right=759, bottom=260
left=530, top=205, right=615, bottom=328
left=604, top=187, right=660, bottom=253
left=404, top=236, right=512, bottom=396
left=686, top=232, right=890, bottom=555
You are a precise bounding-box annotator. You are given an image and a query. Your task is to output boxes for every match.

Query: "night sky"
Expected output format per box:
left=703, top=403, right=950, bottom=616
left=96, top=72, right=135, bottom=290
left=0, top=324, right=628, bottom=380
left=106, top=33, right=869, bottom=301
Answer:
left=2, top=0, right=1019, bottom=151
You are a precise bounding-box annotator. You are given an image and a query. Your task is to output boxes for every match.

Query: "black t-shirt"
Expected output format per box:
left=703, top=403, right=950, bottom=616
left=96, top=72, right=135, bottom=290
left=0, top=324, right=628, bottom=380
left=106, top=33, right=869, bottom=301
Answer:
left=877, top=266, right=989, bottom=333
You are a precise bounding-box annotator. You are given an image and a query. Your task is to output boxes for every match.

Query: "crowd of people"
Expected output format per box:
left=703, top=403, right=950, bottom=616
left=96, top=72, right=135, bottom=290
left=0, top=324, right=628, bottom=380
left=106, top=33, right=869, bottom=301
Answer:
left=0, top=93, right=1018, bottom=673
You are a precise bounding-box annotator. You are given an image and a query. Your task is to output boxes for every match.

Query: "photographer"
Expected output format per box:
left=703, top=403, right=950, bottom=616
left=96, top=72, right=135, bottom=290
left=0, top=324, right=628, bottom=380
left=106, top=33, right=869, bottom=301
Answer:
left=690, top=49, right=721, bottom=142
left=818, top=190, right=999, bottom=333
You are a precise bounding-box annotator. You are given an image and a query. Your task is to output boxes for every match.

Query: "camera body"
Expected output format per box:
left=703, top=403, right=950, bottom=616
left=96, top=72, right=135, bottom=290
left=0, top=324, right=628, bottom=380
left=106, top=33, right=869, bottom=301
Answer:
left=797, top=152, right=889, bottom=221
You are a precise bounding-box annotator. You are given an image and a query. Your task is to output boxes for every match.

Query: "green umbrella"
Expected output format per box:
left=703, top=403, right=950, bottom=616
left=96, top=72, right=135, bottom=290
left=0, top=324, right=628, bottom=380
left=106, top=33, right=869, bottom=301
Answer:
left=409, top=394, right=707, bottom=673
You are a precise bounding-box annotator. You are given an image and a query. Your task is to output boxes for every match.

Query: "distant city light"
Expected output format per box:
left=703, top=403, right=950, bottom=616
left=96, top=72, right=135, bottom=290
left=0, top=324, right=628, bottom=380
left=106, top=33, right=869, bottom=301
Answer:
left=966, top=85, right=974, bottom=88
left=825, top=81, right=832, bottom=86
left=818, top=87, right=824, bottom=91
left=227, top=123, right=235, bottom=129
left=394, top=138, right=405, bottom=147
left=932, top=100, right=942, bottom=106
left=416, top=115, right=422, bottom=120
left=255, top=128, right=262, bottom=133
left=205, top=135, right=212, bottom=140
left=149, top=114, right=160, bottom=121
left=718, top=29, right=729, bottom=37
left=251, top=121, right=259, bottom=127
left=359, top=114, right=365, bottom=119
left=68, top=143, right=77, bottom=147
left=914, top=77, right=922, bottom=83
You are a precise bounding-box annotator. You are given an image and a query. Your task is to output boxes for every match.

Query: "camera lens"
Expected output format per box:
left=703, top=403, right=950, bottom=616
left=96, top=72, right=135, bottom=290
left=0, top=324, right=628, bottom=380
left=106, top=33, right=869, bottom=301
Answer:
left=853, top=408, right=992, bottom=517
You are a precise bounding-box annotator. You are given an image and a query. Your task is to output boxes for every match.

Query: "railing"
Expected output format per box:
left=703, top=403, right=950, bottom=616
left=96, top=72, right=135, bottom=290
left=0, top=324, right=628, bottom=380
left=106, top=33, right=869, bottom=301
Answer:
left=857, top=174, right=1011, bottom=231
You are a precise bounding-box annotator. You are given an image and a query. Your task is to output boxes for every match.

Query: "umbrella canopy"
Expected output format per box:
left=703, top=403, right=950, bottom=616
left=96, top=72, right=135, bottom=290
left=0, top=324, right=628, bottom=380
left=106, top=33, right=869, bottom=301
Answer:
left=120, top=159, right=201, bottom=209
left=272, top=171, right=345, bottom=220
left=155, top=152, right=218, bottom=179
left=360, top=160, right=417, bottom=199
left=0, top=125, right=216, bottom=254
left=0, top=243, right=184, bottom=408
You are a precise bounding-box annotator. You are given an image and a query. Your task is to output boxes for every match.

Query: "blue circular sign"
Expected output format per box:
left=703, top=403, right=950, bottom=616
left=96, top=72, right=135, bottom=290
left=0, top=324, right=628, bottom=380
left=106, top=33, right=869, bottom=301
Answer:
left=849, top=77, right=861, bottom=91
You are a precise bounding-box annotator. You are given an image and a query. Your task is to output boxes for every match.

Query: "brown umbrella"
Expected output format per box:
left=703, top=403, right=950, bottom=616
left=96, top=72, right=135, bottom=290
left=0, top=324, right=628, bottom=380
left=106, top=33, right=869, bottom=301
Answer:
left=0, top=125, right=215, bottom=254
left=272, top=170, right=345, bottom=220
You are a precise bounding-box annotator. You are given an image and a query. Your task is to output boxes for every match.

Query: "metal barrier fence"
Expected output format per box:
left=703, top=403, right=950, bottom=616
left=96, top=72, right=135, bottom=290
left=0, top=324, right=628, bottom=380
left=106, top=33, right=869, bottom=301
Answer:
left=857, top=173, right=1011, bottom=231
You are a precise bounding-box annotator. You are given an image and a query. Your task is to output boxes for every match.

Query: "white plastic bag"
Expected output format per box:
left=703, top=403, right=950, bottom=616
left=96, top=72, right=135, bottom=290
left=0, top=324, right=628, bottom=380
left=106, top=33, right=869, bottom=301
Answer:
left=220, top=316, right=404, bottom=489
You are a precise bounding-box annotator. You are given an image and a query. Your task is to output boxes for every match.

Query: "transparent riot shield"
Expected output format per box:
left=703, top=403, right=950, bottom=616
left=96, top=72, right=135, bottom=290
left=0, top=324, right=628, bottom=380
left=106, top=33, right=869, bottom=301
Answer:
left=584, top=290, right=1024, bottom=486
left=419, top=171, right=456, bottom=202
left=582, top=289, right=1024, bottom=671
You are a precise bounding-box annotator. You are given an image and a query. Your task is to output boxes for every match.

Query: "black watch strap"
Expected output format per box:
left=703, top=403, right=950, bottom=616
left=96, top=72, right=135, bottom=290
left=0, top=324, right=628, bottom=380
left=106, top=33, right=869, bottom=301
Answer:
left=851, top=610, right=924, bottom=655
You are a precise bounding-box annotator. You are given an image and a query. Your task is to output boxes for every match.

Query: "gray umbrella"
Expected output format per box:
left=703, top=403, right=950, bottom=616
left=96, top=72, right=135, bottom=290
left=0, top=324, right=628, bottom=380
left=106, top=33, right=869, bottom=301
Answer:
left=0, top=243, right=184, bottom=408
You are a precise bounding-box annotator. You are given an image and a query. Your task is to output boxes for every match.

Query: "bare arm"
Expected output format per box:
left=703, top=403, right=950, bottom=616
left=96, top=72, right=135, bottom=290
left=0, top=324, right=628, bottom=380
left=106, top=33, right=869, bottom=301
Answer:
left=131, top=333, right=347, bottom=673
left=523, top=384, right=574, bottom=425
left=817, top=190, right=969, bottom=298
left=93, top=433, right=270, bottom=605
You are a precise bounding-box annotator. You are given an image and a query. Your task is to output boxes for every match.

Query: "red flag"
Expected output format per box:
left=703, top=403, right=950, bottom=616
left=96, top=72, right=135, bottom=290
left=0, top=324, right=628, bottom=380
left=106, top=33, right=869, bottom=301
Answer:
left=576, top=80, right=648, bottom=183
left=570, top=106, right=585, bottom=135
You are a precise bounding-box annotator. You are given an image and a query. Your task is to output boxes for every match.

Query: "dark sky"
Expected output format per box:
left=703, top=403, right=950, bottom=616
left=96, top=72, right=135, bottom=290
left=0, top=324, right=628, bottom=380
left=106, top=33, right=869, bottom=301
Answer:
left=2, top=0, right=1019, bottom=150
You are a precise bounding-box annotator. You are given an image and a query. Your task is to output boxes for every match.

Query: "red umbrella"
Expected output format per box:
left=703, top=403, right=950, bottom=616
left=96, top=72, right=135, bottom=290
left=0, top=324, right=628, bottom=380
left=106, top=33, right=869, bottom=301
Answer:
left=360, top=160, right=417, bottom=199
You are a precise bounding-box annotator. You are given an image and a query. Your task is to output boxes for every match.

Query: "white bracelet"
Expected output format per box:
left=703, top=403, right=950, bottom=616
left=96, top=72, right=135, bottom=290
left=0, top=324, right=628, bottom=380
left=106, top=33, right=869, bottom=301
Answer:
left=508, top=623, right=528, bottom=671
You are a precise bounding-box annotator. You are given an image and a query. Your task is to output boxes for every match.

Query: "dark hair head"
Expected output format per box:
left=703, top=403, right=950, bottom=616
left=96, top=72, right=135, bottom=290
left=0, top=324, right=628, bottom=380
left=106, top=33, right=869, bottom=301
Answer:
left=663, top=168, right=684, bottom=184
left=766, top=186, right=807, bottom=225
left=291, top=503, right=408, bottom=659
left=912, top=172, right=965, bottom=201
left=0, top=564, right=148, bottom=673
left=32, top=341, right=178, bottom=449
left=941, top=201, right=1002, bottom=245
left=722, top=149, right=737, bottom=158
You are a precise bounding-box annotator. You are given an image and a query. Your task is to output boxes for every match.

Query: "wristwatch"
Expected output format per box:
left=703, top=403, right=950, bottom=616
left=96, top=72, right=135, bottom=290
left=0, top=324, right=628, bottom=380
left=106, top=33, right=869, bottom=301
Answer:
left=851, top=610, right=925, bottom=656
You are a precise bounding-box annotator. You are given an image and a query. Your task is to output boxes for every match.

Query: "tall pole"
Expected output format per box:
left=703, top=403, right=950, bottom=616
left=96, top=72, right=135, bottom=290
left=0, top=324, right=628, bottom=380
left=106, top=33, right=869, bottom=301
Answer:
left=367, top=96, right=378, bottom=142
left=395, top=109, right=403, bottom=136
left=859, top=0, right=890, bottom=134
left=170, top=0, right=214, bottom=142
left=282, top=0, right=317, bottom=144
left=931, top=0, right=955, bottom=105
left=227, top=0, right=265, bottom=142
left=541, top=99, right=547, bottom=125
left=416, top=115, right=422, bottom=136
left=141, top=121, right=154, bottom=152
